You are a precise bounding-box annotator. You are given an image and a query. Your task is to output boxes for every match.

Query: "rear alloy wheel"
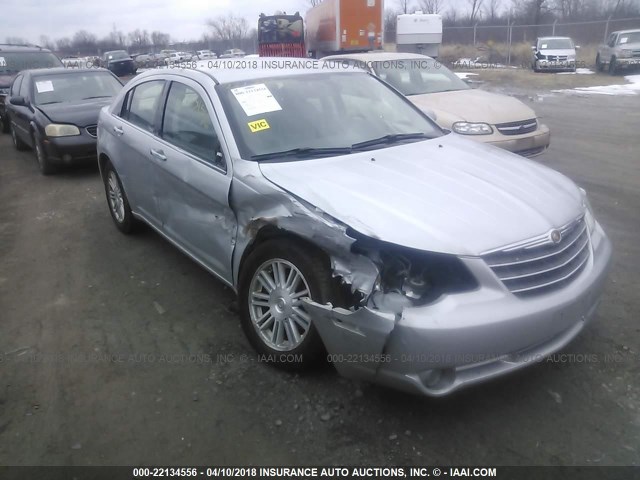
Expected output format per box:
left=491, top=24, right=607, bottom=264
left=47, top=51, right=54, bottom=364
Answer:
left=33, top=132, right=55, bottom=175
left=103, top=162, right=137, bottom=233
left=239, top=239, right=335, bottom=370
left=10, top=123, right=28, bottom=151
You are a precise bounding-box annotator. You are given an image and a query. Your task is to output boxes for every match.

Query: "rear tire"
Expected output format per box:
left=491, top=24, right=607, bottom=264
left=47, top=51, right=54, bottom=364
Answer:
left=103, top=161, right=138, bottom=234
left=1, top=115, right=9, bottom=133
left=238, top=238, right=336, bottom=371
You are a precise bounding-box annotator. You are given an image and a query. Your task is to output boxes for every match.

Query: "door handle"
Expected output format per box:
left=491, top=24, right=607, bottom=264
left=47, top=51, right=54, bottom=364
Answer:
left=113, top=125, right=124, bottom=136
left=150, top=149, right=167, bottom=161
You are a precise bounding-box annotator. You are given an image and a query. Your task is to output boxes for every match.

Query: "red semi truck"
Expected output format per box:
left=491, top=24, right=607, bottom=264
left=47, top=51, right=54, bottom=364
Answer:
left=258, top=12, right=306, bottom=57
left=305, top=0, right=384, bottom=58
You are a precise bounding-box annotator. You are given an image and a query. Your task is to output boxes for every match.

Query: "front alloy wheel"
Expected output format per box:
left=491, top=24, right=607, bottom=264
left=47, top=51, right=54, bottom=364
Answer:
left=249, top=259, right=313, bottom=351
left=107, top=170, right=126, bottom=224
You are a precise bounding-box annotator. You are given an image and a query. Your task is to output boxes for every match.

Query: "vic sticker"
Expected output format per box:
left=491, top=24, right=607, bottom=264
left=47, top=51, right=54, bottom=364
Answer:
left=248, top=119, right=270, bottom=133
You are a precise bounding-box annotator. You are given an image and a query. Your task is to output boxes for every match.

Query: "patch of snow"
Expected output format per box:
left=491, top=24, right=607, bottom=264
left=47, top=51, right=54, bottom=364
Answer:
left=455, top=72, right=479, bottom=79
left=552, top=74, right=640, bottom=96
left=556, top=68, right=594, bottom=75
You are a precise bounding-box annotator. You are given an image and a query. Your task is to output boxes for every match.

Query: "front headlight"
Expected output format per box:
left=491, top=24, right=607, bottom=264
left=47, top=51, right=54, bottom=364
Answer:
left=580, top=188, right=596, bottom=234
left=619, top=49, right=633, bottom=58
left=452, top=122, right=493, bottom=135
left=45, top=124, right=81, bottom=137
left=568, top=54, right=576, bottom=61
left=0, top=87, right=9, bottom=96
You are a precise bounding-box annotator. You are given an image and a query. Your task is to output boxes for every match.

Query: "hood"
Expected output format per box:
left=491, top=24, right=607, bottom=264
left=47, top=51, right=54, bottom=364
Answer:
left=37, top=98, right=112, bottom=127
left=538, top=48, right=575, bottom=55
left=259, top=134, right=583, bottom=256
left=408, top=89, right=536, bottom=127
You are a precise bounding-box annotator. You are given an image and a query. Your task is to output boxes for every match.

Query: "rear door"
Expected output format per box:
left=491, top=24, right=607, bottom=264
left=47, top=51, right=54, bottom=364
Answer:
left=110, top=79, right=167, bottom=228
left=154, top=76, right=236, bottom=284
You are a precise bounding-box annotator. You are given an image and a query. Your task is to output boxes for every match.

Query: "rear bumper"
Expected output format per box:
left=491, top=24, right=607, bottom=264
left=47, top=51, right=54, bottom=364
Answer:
left=305, top=223, right=612, bottom=397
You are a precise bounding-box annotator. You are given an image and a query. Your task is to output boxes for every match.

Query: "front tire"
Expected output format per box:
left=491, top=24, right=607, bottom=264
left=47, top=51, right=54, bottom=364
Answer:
left=103, top=161, right=137, bottom=233
left=33, top=131, right=55, bottom=175
left=239, top=239, right=335, bottom=370
left=10, top=123, right=28, bottom=151
left=595, top=54, right=604, bottom=72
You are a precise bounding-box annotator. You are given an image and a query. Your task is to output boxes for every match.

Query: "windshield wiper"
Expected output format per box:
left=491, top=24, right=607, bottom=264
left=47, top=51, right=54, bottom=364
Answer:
left=251, top=146, right=352, bottom=162
left=38, top=101, right=62, bottom=105
left=82, top=95, right=111, bottom=99
left=351, top=132, right=431, bottom=150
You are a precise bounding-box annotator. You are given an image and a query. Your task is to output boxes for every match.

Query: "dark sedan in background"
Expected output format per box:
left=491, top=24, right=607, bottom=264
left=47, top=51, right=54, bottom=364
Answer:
left=6, top=68, right=123, bottom=174
left=101, top=50, right=137, bottom=76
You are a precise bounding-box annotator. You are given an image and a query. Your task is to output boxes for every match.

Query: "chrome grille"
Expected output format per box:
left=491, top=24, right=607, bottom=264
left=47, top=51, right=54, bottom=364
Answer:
left=546, top=55, right=568, bottom=61
left=632, top=50, right=640, bottom=58
left=86, top=125, right=98, bottom=137
left=495, top=118, right=538, bottom=136
left=483, top=217, right=591, bottom=297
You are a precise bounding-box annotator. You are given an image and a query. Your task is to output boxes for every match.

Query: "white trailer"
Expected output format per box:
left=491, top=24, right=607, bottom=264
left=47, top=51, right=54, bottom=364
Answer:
left=396, top=12, right=442, bottom=57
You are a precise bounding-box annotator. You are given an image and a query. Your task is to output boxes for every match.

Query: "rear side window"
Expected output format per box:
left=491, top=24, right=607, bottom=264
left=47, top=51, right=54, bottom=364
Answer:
left=122, top=80, right=165, bottom=132
left=11, top=75, right=23, bottom=96
left=161, top=82, right=224, bottom=170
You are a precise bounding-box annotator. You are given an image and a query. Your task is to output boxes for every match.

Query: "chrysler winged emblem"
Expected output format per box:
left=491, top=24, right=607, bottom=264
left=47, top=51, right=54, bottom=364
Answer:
left=550, top=229, right=562, bottom=244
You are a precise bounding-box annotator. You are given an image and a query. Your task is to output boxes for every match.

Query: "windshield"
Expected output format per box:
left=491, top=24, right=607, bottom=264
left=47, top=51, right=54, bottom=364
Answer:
left=538, top=38, right=574, bottom=49
left=217, top=72, right=442, bottom=160
left=618, top=32, right=640, bottom=44
left=371, top=58, right=469, bottom=96
left=33, top=72, right=122, bottom=105
left=106, top=51, right=129, bottom=60
left=0, top=51, right=62, bottom=75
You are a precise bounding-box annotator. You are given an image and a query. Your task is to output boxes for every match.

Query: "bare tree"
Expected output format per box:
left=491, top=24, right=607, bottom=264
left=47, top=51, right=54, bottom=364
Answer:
left=308, top=0, right=323, bottom=6
left=419, top=0, right=444, bottom=13
left=207, top=13, right=250, bottom=47
left=468, top=0, right=485, bottom=23
left=398, top=0, right=413, bottom=13
left=71, top=30, right=98, bottom=54
left=384, top=8, right=398, bottom=42
left=6, top=36, right=29, bottom=45
left=484, top=0, right=501, bottom=21
left=151, top=31, right=171, bottom=50
left=128, top=29, right=151, bottom=51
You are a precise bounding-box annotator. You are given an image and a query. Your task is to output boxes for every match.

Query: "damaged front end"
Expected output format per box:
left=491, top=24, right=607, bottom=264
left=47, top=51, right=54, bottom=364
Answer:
left=304, top=236, right=479, bottom=389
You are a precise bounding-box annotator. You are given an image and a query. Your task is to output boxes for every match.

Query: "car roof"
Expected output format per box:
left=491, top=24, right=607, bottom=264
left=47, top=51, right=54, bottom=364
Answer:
left=612, top=29, right=640, bottom=35
left=132, top=58, right=359, bottom=85
left=537, top=36, right=572, bottom=40
left=0, top=44, right=54, bottom=52
left=23, top=67, right=111, bottom=76
left=323, top=51, right=433, bottom=62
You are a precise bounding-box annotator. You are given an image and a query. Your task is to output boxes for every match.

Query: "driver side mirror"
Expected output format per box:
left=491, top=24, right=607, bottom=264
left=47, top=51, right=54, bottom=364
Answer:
left=10, top=96, right=26, bottom=106
left=575, top=45, right=581, bottom=49
left=531, top=45, right=536, bottom=51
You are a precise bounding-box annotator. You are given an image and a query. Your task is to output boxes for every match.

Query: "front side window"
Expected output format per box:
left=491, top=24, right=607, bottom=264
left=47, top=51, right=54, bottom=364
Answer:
left=161, top=82, right=223, bottom=170
left=122, top=80, right=165, bottom=132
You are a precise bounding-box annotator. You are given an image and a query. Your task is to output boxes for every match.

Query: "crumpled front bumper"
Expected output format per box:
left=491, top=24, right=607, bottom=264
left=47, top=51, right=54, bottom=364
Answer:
left=305, top=223, right=612, bottom=397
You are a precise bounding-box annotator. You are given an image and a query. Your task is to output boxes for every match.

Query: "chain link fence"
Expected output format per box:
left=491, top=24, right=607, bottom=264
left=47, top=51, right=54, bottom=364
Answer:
left=443, top=16, right=640, bottom=46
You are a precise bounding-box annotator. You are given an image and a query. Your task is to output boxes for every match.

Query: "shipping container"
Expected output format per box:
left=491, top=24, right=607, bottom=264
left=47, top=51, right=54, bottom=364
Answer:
left=305, top=0, right=384, bottom=58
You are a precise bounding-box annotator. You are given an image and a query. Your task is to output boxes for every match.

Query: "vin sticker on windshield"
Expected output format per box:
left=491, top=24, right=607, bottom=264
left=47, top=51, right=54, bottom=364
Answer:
left=231, top=84, right=282, bottom=117
left=35, top=80, right=55, bottom=93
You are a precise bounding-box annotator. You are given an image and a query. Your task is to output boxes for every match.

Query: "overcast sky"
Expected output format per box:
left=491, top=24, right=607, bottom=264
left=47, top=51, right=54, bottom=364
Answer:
left=1, top=0, right=313, bottom=44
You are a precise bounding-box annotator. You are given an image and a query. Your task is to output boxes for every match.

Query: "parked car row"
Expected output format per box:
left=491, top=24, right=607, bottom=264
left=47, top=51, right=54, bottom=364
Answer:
left=0, top=46, right=613, bottom=397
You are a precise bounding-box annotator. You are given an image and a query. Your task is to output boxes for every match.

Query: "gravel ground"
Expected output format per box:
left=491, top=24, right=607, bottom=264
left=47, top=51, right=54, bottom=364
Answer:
left=0, top=77, right=638, bottom=467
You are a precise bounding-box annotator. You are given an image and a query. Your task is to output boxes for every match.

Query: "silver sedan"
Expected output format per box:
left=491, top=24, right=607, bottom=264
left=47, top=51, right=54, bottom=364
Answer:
left=96, top=63, right=612, bottom=396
